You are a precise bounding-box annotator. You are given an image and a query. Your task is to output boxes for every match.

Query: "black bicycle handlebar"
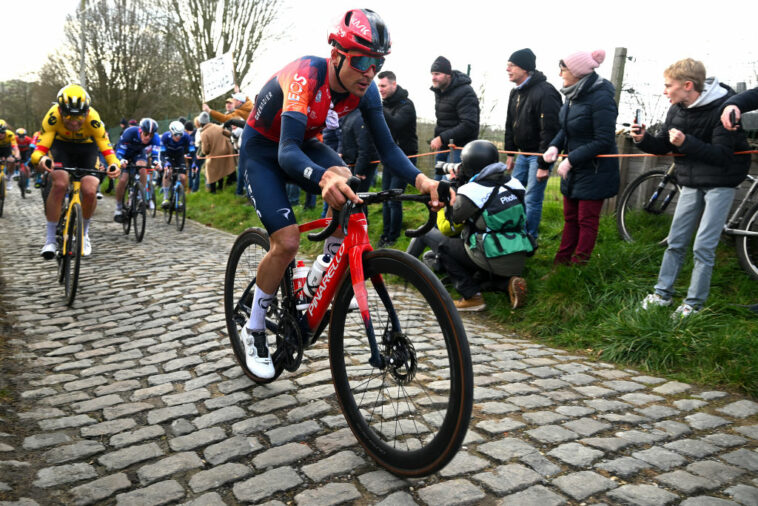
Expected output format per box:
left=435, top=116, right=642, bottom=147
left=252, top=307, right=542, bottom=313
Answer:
left=306, top=178, right=452, bottom=242
left=58, top=166, right=110, bottom=181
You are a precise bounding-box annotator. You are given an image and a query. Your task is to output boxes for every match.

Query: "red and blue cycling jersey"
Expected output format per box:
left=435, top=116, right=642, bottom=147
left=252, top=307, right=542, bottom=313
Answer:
left=247, top=55, right=420, bottom=185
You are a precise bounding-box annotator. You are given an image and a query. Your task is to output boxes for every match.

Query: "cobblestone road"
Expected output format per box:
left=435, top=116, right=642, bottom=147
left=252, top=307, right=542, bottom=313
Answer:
left=1, top=187, right=757, bottom=506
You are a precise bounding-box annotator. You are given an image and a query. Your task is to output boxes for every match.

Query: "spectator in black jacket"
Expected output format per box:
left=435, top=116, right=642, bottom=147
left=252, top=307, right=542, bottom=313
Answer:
left=504, top=48, right=562, bottom=240
left=633, top=59, right=751, bottom=318
left=543, top=49, right=619, bottom=266
left=430, top=56, right=480, bottom=178
left=378, top=70, right=418, bottom=247
left=341, top=109, right=379, bottom=193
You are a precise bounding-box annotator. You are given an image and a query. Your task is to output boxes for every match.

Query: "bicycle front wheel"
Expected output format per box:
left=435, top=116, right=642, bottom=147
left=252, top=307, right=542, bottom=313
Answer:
left=616, top=169, right=678, bottom=244
left=0, top=173, right=5, bottom=217
left=736, top=201, right=758, bottom=281
left=122, top=184, right=132, bottom=235
left=63, top=203, right=83, bottom=306
left=329, top=249, right=473, bottom=477
left=175, top=185, right=186, bottom=231
left=164, top=189, right=173, bottom=224
left=224, top=228, right=288, bottom=384
left=133, top=181, right=147, bottom=242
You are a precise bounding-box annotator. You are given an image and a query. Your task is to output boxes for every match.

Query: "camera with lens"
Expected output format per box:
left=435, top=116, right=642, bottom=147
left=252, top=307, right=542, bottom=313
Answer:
left=434, top=160, right=462, bottom=178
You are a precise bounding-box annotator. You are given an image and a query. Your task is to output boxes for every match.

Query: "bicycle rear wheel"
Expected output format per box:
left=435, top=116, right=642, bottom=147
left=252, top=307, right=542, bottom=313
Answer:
left=616, top=169, right=678, bottom=244
left=122, top=184, right=132, bottom=235
left=329, top=249, right=473, bottom=477
left=224, top=228, right=292, bottom=384
left=0, top=172, right=5, bottom=217
left=133, top=181, right=147, bottom=242
left=175, top=185, right=186, bottom=231
left=736, top=202, right=758, bottom=281
left=63, top=203, right=83, bottom=306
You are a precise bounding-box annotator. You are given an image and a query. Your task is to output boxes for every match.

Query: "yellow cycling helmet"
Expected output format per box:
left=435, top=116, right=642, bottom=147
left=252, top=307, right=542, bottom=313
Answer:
left=0, top=119, right=7, bottom=132
left=57, top=84, right=91, bottom=116
left=16, top=128, right=26, bottom=136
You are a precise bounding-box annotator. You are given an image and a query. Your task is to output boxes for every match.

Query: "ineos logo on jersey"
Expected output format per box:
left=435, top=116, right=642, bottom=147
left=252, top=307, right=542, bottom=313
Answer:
left=304, top=167, right=313, bottom=179
left=288, top=74, right=307, bottom=103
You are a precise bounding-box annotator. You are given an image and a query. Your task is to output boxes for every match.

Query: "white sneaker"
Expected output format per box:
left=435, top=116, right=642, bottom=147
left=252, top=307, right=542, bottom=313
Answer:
left=113, top=209, right=125, bottom=223
left=640, top=293, right=672, bottom=310
left=96, top=191, right=103, bottom=200
left=40, top=242, right=57, bottom=260
left=672, top=303, right=699, bottom=319
left=82, top=235, right=92, bottom=257
left=241, top=327, right=275, bottom=379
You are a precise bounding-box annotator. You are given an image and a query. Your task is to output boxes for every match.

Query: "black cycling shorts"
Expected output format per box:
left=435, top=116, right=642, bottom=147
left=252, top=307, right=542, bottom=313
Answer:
left=51, top=141, right=99, bottom=170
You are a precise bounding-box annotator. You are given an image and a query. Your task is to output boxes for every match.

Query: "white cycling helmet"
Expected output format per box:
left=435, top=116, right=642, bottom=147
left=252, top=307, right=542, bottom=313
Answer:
left=169, top=121, right=185, bottom=136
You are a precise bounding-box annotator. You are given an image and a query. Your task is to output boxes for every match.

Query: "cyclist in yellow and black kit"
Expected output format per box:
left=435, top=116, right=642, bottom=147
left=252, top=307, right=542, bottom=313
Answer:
left=31, top=84, right=121, bottom=259
left=0, top=120, right=21, bottom=178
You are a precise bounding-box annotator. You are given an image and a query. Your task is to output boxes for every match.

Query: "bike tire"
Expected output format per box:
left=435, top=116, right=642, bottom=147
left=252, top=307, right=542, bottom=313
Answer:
left=147, top=181, right=156, bottom=218
left=164, top=188, right=173, bottom=224
left=64, top=203, right=83, bottom=306
left=56, top=204, right=67, bottom=284
left=176, top=185, right=186, bottom=231
left=616, top=169, right=678, bottom=244
left=19, top=168, right=28, bottom=199
left=133, top=181, right=147, bottom=243
left=0, top=173, right=5, bottom=218
left=736, top=201, right=758, bottom=281
left=122, top=184, right=132, bottom=235
left=329, top=249, right=473, bottom=477
left=224, top=228, right=291, bottom=384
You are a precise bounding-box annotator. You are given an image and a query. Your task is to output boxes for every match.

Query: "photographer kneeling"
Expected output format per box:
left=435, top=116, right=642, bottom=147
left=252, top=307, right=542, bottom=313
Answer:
left=438, top=140, right=534, bottom=311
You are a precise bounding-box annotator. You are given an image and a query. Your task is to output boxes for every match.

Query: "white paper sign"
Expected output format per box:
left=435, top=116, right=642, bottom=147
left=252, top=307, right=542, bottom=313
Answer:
left=200, top=52, right=235, bottom=101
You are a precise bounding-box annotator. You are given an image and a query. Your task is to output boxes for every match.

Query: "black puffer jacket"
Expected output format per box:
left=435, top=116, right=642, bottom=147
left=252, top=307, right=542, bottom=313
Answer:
left=504, top=71, right=562, bottom=169
left=382, top=85, right=418, bottom=156
left=431, top=70, right=480, bottom=147
left=340, top=109, right=378, bottom=178
left=550, top=72, right=619, bottom=200
left=725, top=86, right=758, bottom=113
left=637, top=79, right=750, bottom=188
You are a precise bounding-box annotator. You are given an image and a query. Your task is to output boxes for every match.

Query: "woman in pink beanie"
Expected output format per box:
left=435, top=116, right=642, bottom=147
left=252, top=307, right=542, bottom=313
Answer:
left=542, top=49, right=619, bottom=265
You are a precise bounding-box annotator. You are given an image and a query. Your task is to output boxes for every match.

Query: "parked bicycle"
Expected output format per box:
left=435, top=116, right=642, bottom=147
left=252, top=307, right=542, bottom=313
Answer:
left=224, top=179, right=473, bottom=477
left=52, top=167, right=105, bottom=305
left=121, top=164, right=147, bottom=242
left=616, top=162, right=758, bottom=280
left=162, top=164, right=186, bottom=232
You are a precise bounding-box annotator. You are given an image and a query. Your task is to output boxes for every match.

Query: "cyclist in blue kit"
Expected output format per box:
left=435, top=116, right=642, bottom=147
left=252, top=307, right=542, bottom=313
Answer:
left=237, top=8, right=448, bottom=378
left=114, top=118, right=161, bottom=222
left=160, top=121, right=192, bottom=208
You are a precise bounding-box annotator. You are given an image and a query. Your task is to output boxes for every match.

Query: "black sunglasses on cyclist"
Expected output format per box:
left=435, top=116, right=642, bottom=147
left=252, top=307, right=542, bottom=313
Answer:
left=336, top=49, right=384, bottom=73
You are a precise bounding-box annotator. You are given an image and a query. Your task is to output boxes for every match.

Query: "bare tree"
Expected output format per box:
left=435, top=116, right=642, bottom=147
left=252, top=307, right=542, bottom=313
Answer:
left=165, top=0, right=282, bottom=105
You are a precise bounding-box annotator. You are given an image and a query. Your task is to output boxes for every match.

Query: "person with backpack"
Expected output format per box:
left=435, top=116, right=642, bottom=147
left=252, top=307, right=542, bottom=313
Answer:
left=437, top=140, right=533, bottom=311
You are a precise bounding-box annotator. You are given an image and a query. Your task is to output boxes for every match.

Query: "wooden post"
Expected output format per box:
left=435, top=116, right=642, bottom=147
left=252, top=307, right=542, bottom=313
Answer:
left=610, top=47, right=627, bottom=106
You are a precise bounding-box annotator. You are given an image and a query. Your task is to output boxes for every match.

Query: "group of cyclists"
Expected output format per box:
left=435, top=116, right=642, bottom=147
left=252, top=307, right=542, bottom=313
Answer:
left=6, top=8, right=445, bottom=380
left=0, top=120, right=35, bottom=194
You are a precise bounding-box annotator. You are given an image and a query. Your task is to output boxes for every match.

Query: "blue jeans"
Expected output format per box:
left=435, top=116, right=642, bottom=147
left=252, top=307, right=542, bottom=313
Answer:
left=381, top=168, right=407, bottom=242
left=286, top=183, right=300, bottom=206
left=654, top=186, right=735, bottom=308
left=511, top=154, right=550, bottom=239
left=434, top=150, right=460, bottom=181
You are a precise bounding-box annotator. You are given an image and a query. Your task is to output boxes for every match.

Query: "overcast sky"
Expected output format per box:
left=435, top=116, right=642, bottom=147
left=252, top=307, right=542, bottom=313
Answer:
left=4, top=0, right=758, bottom=128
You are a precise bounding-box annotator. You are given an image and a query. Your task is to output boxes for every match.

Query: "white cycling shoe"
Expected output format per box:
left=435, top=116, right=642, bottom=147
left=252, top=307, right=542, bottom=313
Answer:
left=40, top=242, right=57, bottom=260
left=82, top=235, right=92, bottom=257
left=242, top=327, right=275, bottom=379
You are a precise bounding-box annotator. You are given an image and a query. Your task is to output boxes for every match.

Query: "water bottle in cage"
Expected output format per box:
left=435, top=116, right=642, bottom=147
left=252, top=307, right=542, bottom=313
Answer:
left=303, top=254, right=331, bottom=298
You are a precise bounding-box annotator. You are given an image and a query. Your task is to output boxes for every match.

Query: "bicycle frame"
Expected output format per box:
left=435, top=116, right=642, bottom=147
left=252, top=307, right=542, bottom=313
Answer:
left=725, top=174, right=758, bottom=238
left=60, top=181, right=83, bottom=256
left=297, top=212, right=389, bottom=368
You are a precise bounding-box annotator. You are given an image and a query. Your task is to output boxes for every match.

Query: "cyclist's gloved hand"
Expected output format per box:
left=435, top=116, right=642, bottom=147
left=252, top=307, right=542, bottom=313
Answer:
left=107, top=163, right=121, bottom=179
left=120, top=159, right=128, bottom=169
left=321, top=165, right=363, bottom=209
left=39, top=156, right=54, bottom=173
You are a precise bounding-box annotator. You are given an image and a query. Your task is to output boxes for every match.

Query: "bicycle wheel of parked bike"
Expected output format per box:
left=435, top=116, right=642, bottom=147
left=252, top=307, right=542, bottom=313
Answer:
left=63, top=202, right=83, bottom=306
left=736, top=202, right=758, bottom=281
left=224, top=228, right=294, bottom=384
left=616, top=169, right=679, bottom=245
left=175, top=185, right=186, bottom=231
left=329, top=249, right=473, bottom=477
left=18, top=168, right=28, bottom=199
left=133, top=181, right=147, bottom=243
left=0, top=172, right=5, bottom=217
left=122, top=184, right=132, bottom=235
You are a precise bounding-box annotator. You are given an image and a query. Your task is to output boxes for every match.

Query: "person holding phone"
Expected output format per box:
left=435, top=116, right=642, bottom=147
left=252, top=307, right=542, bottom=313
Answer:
left=631, top=58, right=750, bottom=318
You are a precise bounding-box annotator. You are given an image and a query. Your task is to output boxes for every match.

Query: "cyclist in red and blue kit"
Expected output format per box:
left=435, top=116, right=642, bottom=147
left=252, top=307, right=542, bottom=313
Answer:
left=237, top=8, right=448, bottom=378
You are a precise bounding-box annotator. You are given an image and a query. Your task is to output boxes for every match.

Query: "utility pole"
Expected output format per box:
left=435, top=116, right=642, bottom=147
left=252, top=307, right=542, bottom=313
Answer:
left=79, top=0, right=86, bottom=88
left=610, top=47, right=627, bottom=106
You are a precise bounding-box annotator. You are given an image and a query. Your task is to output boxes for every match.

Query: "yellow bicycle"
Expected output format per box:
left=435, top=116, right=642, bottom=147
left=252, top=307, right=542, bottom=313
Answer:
left=52, top=167, right=105, bottom=305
